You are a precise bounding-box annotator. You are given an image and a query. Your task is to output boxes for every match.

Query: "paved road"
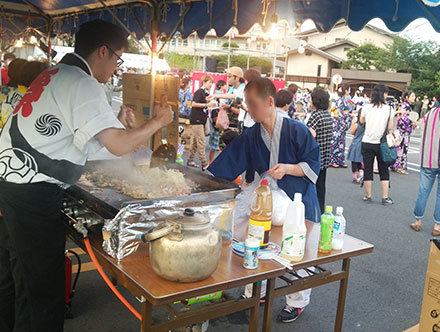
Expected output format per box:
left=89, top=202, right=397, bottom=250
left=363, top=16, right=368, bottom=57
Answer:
left=65, top=101, right=430, bottom=331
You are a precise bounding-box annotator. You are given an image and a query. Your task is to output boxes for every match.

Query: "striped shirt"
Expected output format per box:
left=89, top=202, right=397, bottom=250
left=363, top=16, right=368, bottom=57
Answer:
left=307, top=109, right=333, bottom=169
left=421, top=107, right=440, bottom=168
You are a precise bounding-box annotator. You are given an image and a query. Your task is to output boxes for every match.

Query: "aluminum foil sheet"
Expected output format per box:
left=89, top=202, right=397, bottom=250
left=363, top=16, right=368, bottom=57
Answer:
left=102, top=198, right=235, bottom=261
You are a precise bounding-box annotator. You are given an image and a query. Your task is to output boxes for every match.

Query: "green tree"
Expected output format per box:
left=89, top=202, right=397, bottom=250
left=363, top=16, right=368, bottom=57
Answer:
left=386, top=37, right=440, bottom=97
left=165, top=52, right=199, bottom=72
left=340, top=43, right=388, bottom=71
left=221, top=41, right=239, bottom=49
left=212, top=55, right=272, bottom=73
left=341, top=37, right=440, bottom=97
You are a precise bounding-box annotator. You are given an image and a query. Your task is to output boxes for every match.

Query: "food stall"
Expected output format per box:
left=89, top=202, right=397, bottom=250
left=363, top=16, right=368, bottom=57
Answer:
left=2, top=1, right=440, bottom=331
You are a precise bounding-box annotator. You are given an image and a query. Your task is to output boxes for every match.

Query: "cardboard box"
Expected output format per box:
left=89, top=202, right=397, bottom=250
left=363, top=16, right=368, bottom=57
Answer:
left=419, top=240, right=440, bottom=332
left=404, top=324, right=419, bottom=332
left=122, top=73, right=179, bottom=150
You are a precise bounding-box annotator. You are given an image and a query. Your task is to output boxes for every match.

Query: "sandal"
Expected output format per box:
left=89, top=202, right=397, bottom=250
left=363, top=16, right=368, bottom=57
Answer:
left=410, top=223, right=421, bottom=232
left=187, top=161, right=200, bottom=168
left=329, top=164, right=340, bottom=168
left=397, top=169, right=409, bottom=175
left=340, top=164, right=348, bottom=168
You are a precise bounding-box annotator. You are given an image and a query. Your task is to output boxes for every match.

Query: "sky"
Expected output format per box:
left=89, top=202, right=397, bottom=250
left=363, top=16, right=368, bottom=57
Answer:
left=300, top=17, right=440, bottom=43
left=370, top=18, right=440, bottom=43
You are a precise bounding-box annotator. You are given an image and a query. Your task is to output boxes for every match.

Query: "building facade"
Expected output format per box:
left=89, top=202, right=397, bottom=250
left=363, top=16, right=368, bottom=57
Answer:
left=285, top=21, right=409, bottom=91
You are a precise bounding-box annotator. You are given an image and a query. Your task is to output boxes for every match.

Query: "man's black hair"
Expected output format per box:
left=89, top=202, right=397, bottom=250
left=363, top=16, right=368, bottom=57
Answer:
left=276, top=89, right=293, bottom=108
left=222, top=129, right=239, bottom=146
left=245, top=77, right=277, bottom=102
left=311, top=88, right=330, bottom=110
left=74, top=20, right=129, bottom=59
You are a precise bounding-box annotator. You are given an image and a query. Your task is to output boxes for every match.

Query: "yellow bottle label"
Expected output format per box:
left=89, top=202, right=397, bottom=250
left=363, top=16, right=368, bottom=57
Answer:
left=248, top=218, right=271, bottom=247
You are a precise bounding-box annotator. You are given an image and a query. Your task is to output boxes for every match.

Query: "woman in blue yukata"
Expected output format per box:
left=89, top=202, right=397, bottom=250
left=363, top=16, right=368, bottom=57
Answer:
left=208, top=78, right=321, bottom=324
left=329, top=84, right=352, bottom=168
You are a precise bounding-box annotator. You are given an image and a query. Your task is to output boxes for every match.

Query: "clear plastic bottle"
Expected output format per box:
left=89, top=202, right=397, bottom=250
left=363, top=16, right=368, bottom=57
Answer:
left=332, top=206, right=346, bottom=250
left=248, top=179, right=272, bottom=249
left=280, top=193, right=306, bottom=262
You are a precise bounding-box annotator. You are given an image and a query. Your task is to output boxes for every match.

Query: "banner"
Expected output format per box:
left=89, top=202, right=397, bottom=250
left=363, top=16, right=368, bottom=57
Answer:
left=190, top=71, right=286, bottom=94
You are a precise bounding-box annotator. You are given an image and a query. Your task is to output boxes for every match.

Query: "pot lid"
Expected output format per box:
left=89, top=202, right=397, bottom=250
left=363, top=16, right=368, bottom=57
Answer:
left=177, top=208, right=210, bottom=229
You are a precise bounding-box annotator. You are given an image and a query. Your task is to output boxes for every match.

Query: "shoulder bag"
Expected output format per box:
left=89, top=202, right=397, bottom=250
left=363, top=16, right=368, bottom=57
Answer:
left=380, top=107, right=397, bottom=166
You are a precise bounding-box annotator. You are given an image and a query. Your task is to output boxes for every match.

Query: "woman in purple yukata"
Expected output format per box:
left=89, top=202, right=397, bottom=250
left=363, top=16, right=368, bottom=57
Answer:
left=208, top=78, right=320, bottom=324
left=391, top=91, right=416, bottom=175
left=329, top=85, right=352, bottom=168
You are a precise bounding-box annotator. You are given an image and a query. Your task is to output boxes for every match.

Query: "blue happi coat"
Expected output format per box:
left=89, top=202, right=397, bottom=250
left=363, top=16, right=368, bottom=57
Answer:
left=208, top=116, right=321, bottom=223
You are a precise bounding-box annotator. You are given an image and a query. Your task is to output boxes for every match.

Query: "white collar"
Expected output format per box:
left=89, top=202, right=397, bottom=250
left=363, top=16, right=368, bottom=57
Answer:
left=260, top=111, right=284, bottom=168
left=71, top=52, right=94, bottom=77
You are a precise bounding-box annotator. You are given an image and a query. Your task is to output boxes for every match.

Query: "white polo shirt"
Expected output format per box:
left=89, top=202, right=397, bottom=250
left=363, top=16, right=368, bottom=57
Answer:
left=0, top=53, right=124, bottom=187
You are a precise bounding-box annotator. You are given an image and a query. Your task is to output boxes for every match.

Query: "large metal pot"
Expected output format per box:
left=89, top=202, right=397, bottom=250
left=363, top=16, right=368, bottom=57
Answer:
left=145, top=208, right=222, bottom=282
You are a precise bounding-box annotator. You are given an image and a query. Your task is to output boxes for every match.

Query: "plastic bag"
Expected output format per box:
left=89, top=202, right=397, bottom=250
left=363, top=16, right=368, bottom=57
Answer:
left=233, top=172, right=292, bottom=230
left=266, top=176, right=292, bottom=226
left=216, top=106, right=230, bottom=130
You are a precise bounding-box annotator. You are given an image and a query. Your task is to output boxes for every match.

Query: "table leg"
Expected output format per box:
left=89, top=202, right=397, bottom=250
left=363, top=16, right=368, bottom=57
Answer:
left=248, top=281, right=262, bottom=332
left=141, top=300, right=153, bottom=332
left=334, top=258, right=351, bottom=332
left=262, top=278, right=275, bottom=332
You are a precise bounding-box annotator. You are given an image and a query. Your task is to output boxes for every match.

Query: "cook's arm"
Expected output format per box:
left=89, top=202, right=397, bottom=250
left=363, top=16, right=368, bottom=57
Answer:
left=96, top=105, right=173, bottom=156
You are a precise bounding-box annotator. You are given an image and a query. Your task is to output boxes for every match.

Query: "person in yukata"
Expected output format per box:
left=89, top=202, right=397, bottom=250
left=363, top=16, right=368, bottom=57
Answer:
left=391, top=90, right=416, bottom=175
left=208, top=77, right=321, bottom=323
left=329, top=84, right=352, bottom=168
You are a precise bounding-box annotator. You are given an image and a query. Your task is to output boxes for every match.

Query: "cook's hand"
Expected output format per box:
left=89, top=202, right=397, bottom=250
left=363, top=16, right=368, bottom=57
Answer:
left=268, top=164, right=289, bottom=180
left=153, top=104, right=174, bottom=127
left=118, top=105, right=135, bottom=129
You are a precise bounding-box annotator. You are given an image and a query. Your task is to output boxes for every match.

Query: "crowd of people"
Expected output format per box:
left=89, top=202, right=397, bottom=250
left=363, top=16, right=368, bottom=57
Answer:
left=179, top=70, right=440, bottom=260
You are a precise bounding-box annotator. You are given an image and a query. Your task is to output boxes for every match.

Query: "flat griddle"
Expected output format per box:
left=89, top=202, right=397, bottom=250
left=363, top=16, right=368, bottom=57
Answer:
left=64, top=160, right=239, bottom=219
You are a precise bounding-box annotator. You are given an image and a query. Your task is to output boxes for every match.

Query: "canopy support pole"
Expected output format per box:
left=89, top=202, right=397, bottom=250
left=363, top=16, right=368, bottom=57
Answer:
left=47, top=20, right=53, bottom=64
left=148, top=3, right=161, bottom=149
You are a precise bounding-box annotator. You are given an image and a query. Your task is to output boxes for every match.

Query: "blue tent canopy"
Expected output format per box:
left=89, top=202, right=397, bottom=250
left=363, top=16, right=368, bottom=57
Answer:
left=1, top=0, right=440, bottom=41
left=290, top=0, right=440, bottom=33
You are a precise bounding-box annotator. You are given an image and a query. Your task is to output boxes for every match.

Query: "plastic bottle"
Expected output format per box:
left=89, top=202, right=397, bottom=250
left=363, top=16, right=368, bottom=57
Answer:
left=318, top=205, right=335, bottom=254
left=332, top=206, right=346, bottom=250
left=248, top=179, right=272, bottom=249
left=280, top=193, right=306, bottom=262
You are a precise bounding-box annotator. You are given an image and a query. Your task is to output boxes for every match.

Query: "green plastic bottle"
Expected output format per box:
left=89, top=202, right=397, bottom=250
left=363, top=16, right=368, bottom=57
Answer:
left=319, top=205, right=335, bottom=254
